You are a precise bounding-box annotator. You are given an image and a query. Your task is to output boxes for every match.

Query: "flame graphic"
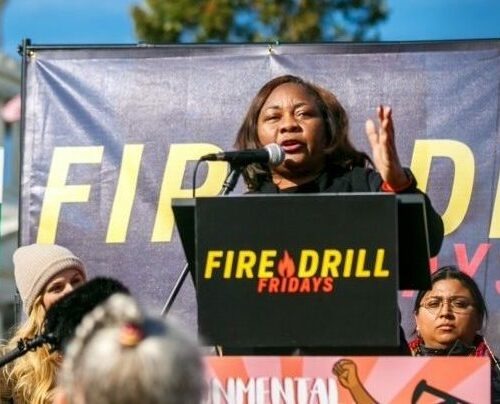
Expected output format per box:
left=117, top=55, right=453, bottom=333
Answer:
left=277, top=250, right=296, bottom=277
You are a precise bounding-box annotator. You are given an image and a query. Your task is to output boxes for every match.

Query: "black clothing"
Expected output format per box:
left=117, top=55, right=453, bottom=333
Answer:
left=252, top=165, right=444, bottom=257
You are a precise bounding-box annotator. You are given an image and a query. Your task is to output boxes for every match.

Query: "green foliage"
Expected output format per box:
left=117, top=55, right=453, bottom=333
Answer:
left=131, top=0, right=389, bottom=43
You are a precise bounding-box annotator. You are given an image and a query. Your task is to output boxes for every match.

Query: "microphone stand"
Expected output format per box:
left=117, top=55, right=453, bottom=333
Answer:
left=0, top=334, right=56, bottom=368
left=220, top=165, right=242, bottom=196
left=160, top=262, right=190, bottom=316
left=161, top=163, right=241, bottom=317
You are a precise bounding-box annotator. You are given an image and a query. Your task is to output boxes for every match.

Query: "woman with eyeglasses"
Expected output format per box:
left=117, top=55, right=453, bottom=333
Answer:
left=410, top=265, right=500, bottom=401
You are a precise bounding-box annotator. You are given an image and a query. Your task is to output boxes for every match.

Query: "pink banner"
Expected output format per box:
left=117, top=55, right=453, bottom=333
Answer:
left=205, top=356, right=490, bottom=403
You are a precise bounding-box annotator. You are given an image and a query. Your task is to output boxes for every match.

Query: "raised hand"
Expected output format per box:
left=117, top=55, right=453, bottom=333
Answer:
left=333, top=359, right=378, bottom=404
left=365, top=105, right=409, bottom=189
left=333, top=359, right=361, bottom=389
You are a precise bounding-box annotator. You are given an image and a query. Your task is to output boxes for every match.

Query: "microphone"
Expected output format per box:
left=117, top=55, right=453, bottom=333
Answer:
left=0, top=277, right=129, bottom=368
left=0, top=334, right=57, bottom=368
left=43, top=276, right=130, bottom=352
left=200, top=143, right=285, bottom=167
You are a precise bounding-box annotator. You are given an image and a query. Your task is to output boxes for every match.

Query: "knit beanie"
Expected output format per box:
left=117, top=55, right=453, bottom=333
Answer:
left=13, top=244, right=87, bottom=314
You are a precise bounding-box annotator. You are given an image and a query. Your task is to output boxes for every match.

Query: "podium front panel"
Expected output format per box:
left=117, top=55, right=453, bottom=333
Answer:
left=195, top=194, right=398, bottom=348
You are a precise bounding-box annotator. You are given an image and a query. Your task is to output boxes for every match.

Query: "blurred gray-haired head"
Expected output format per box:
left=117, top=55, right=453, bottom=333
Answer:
left=58, top=293, right=205, bottom=404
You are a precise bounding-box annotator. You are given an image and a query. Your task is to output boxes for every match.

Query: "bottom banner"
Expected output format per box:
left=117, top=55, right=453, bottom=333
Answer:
left=205, top=356, right=490, bottom=403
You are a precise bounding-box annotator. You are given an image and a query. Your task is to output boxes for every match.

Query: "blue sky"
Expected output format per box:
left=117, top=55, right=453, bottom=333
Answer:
left=2, top=0, right=500, bottom=59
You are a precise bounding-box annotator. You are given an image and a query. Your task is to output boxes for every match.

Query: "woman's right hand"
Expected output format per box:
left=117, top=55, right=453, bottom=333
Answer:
left=365, top=105, right=409, bottom=190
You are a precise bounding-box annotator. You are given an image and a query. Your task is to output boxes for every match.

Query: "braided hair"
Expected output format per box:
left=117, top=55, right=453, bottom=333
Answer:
left=59, top=294, right=205, bottom=404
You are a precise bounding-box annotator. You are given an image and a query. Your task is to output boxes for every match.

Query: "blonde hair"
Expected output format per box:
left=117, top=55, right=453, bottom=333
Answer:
left=59, top=294, right=205, bottom=404
left=1, top=296, right=59, bottom=404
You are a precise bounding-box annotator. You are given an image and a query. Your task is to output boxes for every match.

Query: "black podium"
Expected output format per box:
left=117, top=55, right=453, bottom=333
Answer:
left=172, top=193, right=431, bottom=349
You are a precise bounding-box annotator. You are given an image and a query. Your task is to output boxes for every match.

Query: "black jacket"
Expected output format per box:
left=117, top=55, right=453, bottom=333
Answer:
left=251, top=165, right=444, bottom=257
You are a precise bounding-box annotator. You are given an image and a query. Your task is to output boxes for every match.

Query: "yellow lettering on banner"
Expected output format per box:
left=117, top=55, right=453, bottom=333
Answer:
left=37, top=146, right=104, bottom=243
left=106, top=144, right=144, bottom=243
left=298, top=250, right=319, bottom=278
left=411, top=139, right=474, bottom=236
left=320, top=249, right=342, bottom=277
left=343, top=249, right=354, bottom=277
left=355, top=249, right=370, bottom=277
left=223, top=250, right=235, bottom=278
left=151, top=143, right=227, bottom=242
left=204, top=251, right=223, bottom=279
left=235, top=250, right=256, bottom=278
left=489, top=175, right=500, bottom=238
left=373, top=249, right=389, bottom=277
left=258, top=250, right=276, bottom=278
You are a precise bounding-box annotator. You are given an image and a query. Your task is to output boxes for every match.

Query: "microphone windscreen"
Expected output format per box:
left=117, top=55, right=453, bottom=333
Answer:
left=43, top=276, right=130, bottom=351
left=265, top=143, right=285, bottom=166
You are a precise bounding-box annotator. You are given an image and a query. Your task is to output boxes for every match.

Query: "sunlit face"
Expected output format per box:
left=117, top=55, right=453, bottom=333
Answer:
left=257, top=83, right=327, bottom=182
left=42, top=268, right=86, bottom=310
left=415, top=279, right=481, bottom=349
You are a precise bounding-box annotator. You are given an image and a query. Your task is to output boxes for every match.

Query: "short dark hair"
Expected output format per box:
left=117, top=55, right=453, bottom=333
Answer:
left=414, top=265, right=487, bottom=326
left=234, top=74, right=370, bottom=190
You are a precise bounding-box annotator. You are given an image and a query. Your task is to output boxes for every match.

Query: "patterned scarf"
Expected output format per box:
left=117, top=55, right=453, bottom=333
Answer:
left=408, top=334, right=489, bottom=357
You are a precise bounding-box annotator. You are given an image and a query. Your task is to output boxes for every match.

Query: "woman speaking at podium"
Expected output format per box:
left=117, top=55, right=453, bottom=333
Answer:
left=228, top=74, right=444, bottom=355
left=234, top=74, right=443, bottom=256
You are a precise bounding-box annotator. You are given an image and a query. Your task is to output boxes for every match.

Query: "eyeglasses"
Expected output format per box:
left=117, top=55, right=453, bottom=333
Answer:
left=420, top=296, right=475, bottom=314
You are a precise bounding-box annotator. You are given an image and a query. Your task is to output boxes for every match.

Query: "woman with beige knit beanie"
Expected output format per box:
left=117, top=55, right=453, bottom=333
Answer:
left=0, top=244, right=87, bottom=404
